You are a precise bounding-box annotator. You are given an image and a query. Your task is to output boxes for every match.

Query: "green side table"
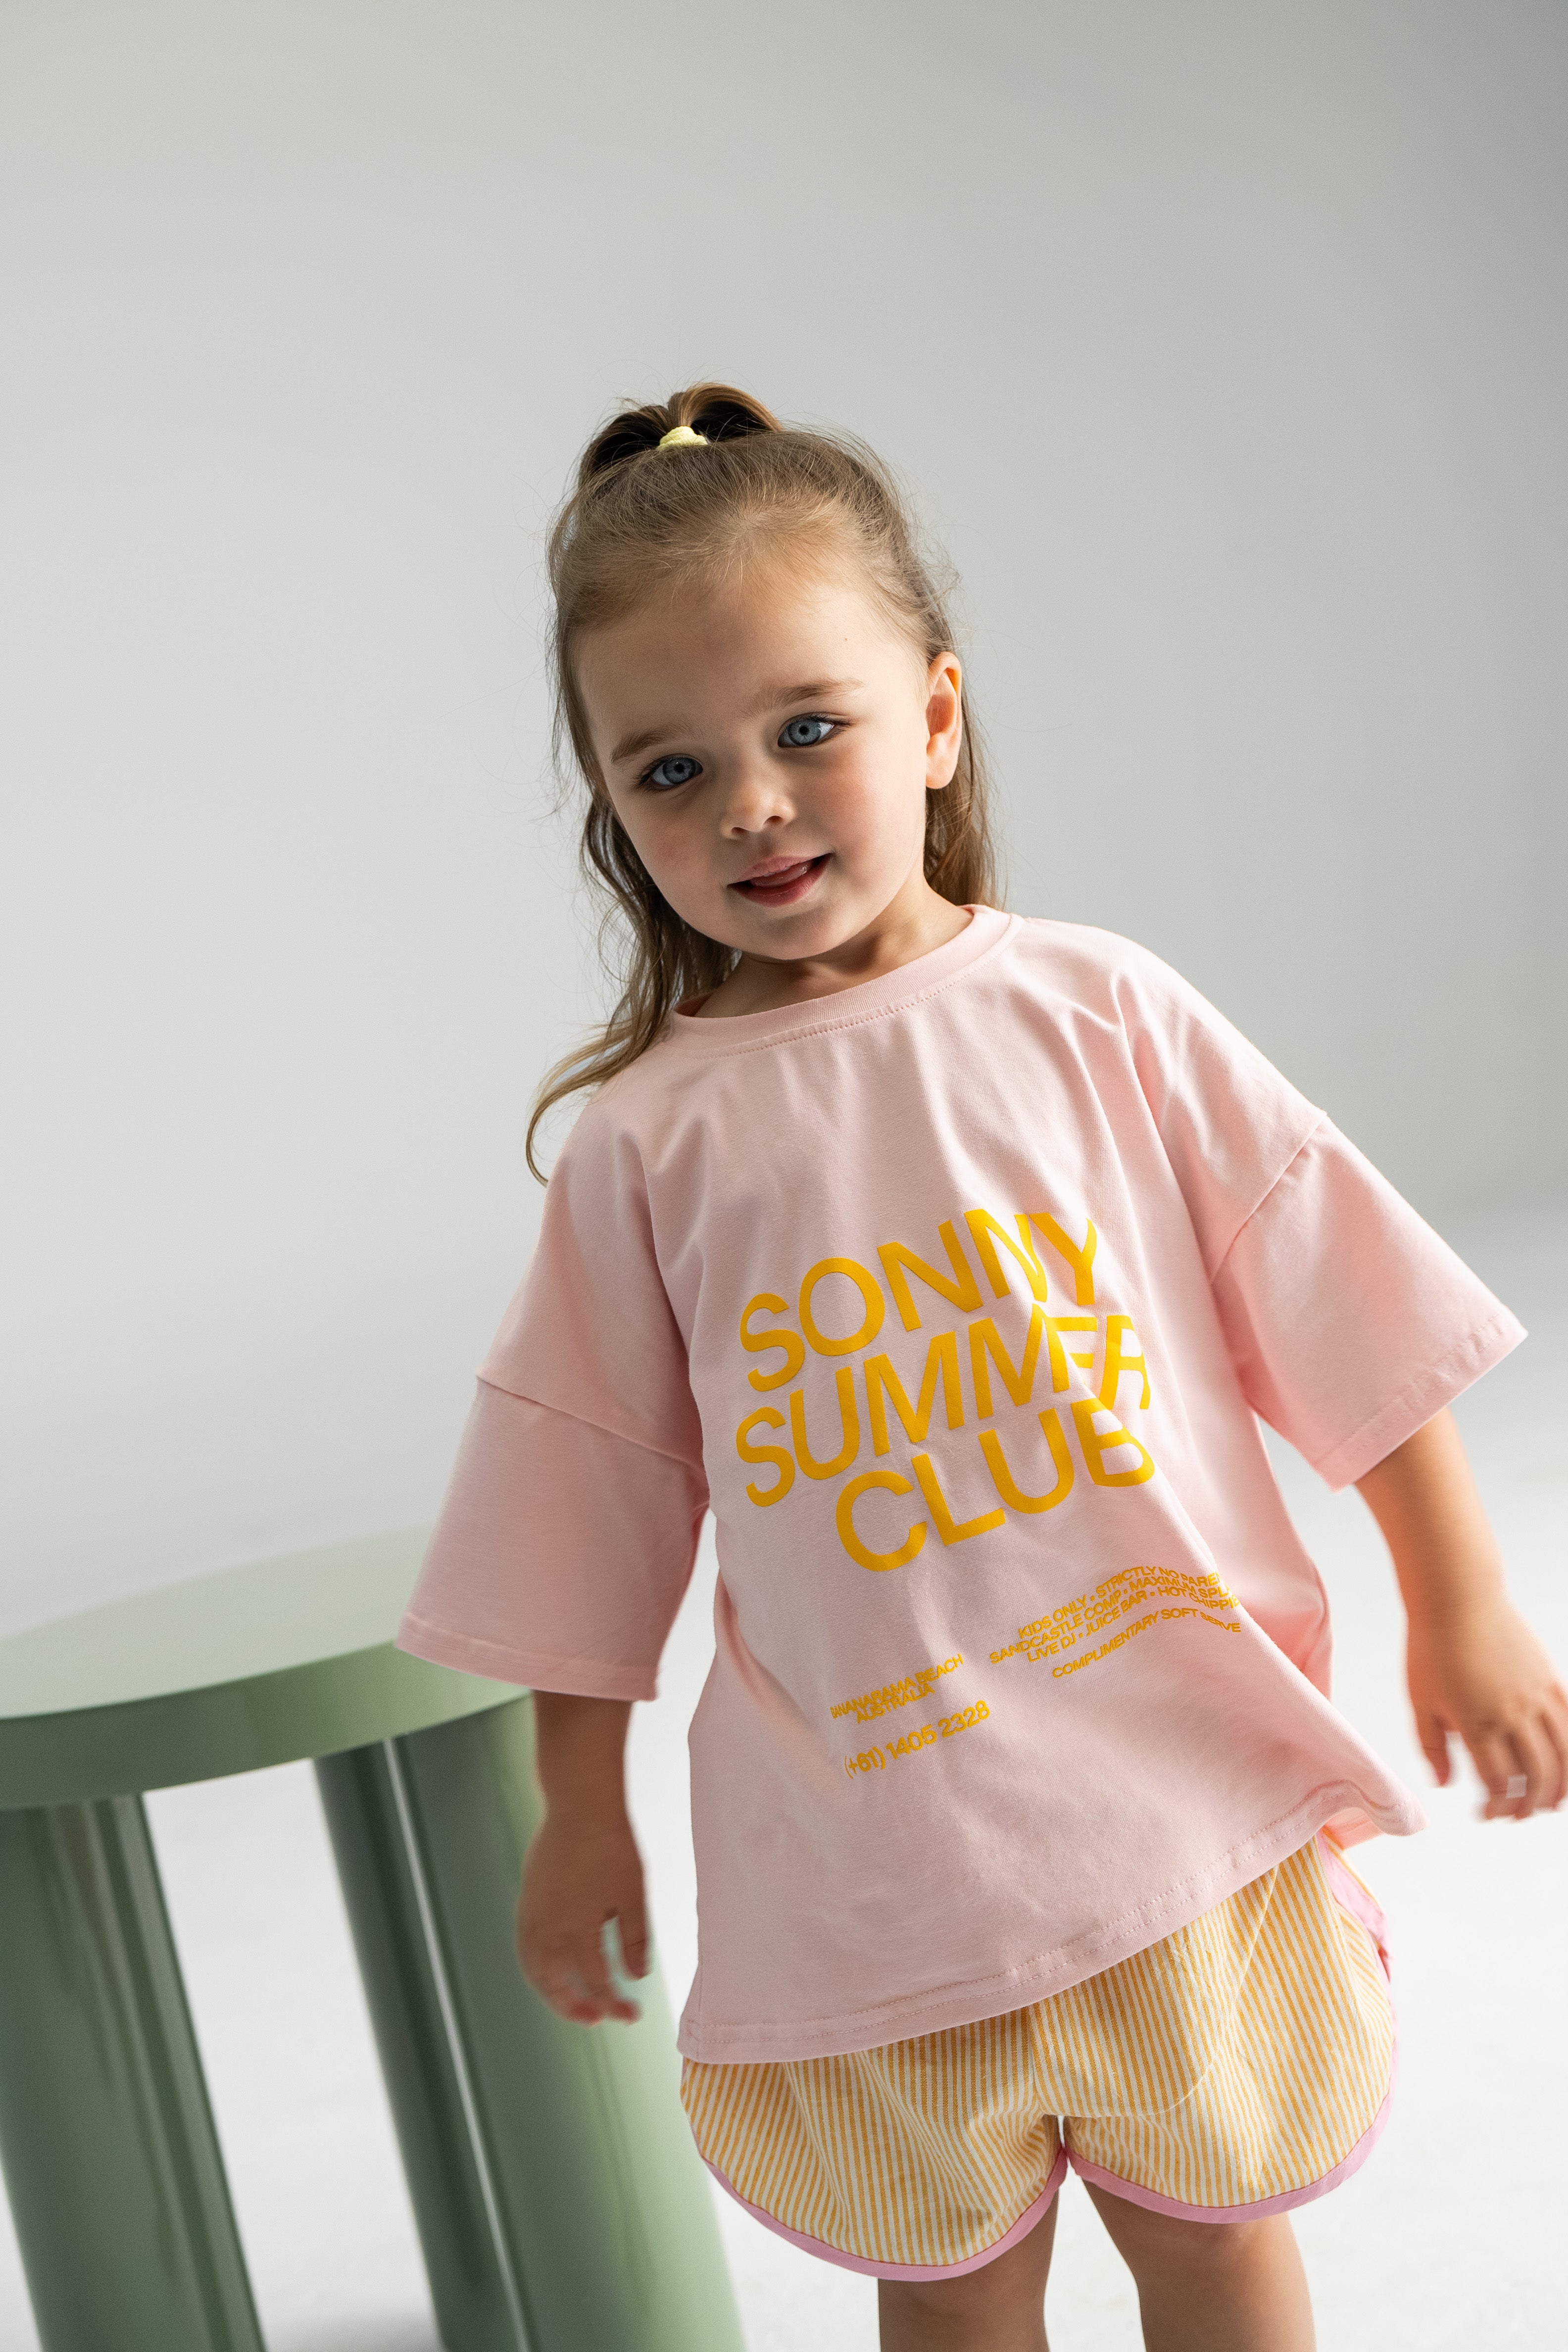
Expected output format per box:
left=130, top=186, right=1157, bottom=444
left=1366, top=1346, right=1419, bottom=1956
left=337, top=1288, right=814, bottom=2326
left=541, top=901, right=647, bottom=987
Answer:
left=0, top=1531, right=742, bottom=2352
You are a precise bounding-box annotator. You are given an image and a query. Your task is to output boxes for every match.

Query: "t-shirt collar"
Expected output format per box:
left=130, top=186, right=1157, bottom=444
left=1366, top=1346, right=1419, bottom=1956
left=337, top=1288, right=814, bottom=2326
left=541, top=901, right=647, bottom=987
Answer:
left=664, top=905, right=1016, bottom=1053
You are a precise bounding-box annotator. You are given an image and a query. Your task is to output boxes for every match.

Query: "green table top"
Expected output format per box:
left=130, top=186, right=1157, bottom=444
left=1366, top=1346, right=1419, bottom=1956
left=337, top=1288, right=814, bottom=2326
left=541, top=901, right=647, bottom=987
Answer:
left=0, top=1530, right=522, bottom=1809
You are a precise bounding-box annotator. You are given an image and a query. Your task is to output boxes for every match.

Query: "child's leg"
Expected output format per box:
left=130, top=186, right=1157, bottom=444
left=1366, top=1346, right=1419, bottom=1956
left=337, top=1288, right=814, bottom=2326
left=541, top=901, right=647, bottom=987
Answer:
left=1082, top=2183, right=1314, bottom=2352
left=877, top=2196, right=1058, bottom=2352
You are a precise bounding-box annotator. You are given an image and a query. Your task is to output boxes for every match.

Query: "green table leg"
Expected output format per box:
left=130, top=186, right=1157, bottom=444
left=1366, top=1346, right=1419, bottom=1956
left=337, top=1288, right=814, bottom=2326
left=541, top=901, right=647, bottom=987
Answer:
left=314, top=1696, right=744, bottom=2352
left=0, top=1795, right=264, bottom=2352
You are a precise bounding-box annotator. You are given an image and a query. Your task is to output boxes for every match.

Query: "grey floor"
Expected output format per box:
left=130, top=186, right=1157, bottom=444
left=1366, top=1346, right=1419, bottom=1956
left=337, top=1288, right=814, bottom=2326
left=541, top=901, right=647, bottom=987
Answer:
left=2, top=1203, right=1562, bottom=2351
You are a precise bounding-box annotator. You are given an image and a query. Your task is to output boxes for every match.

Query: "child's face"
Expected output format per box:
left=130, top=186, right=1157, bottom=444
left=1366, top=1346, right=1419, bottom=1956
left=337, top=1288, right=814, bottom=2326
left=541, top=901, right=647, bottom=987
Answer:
left=576, top=558, right=963, bottom=967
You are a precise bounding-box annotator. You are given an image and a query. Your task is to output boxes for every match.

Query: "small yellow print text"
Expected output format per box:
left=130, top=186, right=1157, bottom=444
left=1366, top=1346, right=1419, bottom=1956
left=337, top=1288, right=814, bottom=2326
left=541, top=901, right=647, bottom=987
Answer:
left=991, top=1565, right=1240, bottom=1666
left=830, top=1656, right=964, bottom=1724
left=844, top=1700, right=991, bottom=1776
left=1050, top=1605, right=1238, bottom=1679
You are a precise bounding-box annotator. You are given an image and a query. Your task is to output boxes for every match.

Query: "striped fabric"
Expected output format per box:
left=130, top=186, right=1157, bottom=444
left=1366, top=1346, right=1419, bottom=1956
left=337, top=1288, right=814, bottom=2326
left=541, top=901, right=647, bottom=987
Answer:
left=681, top=1834, right=1394, bottom=2274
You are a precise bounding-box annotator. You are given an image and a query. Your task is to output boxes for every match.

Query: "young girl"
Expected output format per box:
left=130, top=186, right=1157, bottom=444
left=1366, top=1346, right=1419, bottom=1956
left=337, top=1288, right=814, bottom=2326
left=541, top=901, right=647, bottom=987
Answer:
left=396, top=385, right=1567, bottom=2352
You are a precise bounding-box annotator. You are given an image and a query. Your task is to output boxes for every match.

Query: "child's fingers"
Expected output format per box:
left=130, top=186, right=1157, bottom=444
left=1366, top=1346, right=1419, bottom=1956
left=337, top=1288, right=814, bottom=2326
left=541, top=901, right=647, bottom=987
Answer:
left=1473, top=1720, right=1555, bottom=1821
left=1542, top=1690, right=1568, bottom=1810
left=1469, top=1724, right=1524, bottom=1819
left=540, top=1947, right=639, bottom=2022
left=575, top=1932, right=642, bottom=2023
left=617, top=1886, right=651, bottom=1980
left=524, top=1930, right=640, bottom=2024
left=1512, top=1710, right=1567, bottom=1814
left=1516, top=1715, right=1562, bottom=1816
left=520, top=1935, right=589, bottom=2017
left=523, top=1948, right=592, bottom=2020
left=1415, top=1710, right=1451, bottom=1786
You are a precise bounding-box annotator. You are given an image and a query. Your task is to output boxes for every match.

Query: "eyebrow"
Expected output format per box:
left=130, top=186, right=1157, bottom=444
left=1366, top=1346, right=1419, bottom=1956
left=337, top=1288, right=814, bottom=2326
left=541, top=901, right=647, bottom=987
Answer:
left=608, top=677, right=865, bottom=766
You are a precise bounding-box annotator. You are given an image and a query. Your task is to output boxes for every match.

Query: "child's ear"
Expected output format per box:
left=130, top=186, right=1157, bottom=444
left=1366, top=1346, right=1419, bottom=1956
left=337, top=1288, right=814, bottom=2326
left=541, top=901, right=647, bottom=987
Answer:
left=925, top=651, right=964, bottom=791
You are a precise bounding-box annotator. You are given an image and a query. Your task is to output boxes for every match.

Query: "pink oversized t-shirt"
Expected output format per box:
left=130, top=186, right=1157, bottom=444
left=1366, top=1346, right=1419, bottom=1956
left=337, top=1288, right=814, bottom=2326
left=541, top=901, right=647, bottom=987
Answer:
left=396, top=910, right=1524, bottom=2062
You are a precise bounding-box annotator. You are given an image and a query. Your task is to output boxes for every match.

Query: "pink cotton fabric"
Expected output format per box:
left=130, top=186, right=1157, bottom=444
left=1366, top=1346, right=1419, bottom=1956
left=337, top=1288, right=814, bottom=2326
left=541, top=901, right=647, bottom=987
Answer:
left=396, top=911, right=1524, bottom=2064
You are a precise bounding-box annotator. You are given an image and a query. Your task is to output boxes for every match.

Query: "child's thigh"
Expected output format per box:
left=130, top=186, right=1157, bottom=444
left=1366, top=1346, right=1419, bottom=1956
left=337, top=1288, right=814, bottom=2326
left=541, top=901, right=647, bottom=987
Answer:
left=1083, top=2181, right=1288, bottom=2276
left=1081, top=2184, right=1314, bottom=2352
left=877, top=2198, right=1057, bottom=2352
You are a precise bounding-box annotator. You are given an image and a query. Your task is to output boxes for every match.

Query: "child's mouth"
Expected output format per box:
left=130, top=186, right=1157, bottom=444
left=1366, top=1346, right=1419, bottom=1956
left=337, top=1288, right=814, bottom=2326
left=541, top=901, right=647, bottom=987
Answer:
left=729, top=853, right=830, bottom=907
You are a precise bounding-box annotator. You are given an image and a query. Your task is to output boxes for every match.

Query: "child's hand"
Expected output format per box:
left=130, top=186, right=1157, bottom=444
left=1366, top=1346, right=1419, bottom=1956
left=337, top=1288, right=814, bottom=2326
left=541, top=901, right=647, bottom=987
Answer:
left=1356, top=1407, right=1567, bottom=1823
left=1406, top=1599, right=1568, bottom=1820
left=516, top=1811, right=650, bottom=2024
left=517, top=1691, right=647, bottom=2024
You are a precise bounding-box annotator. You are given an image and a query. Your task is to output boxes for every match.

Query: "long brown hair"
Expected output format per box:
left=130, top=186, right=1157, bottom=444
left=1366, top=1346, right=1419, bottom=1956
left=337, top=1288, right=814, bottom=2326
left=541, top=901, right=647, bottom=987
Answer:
left=527, top=382, right=1003, bottom=1178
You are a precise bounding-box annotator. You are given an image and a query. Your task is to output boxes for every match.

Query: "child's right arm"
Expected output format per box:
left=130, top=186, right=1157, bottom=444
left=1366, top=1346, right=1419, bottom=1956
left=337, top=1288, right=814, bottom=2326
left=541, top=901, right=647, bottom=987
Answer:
left=393, top=1120, right=709, bottom=2028
left=516, top=1692, right=651, bottom=2025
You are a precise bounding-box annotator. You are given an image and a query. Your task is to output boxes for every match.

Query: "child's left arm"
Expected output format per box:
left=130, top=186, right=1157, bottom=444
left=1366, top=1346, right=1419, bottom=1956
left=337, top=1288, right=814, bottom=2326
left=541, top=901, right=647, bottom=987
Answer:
left=1356, top=1407, right=1568, bottom=1819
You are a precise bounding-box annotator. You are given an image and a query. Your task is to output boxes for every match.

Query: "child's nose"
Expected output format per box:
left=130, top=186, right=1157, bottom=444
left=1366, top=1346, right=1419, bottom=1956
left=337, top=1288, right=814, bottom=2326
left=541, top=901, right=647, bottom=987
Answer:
left=719, top=754, right=794, bottom=835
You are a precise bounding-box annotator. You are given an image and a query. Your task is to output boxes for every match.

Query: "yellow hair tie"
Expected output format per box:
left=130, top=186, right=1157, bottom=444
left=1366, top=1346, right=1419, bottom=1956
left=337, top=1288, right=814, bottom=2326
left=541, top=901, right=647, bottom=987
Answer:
left=657, top=425, right=709, bottom=450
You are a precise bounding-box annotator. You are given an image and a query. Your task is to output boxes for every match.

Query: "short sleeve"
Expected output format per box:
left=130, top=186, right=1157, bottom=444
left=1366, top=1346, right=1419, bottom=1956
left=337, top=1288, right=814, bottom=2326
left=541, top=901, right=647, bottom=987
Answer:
left=1211, top=1120, right=1526, bottom=1489
left=395, top=1095, right=708, bottom=1700
left=395, top=1382, right=708, bottom=1700
left=477, top=1100, right=703, bottom=1466
left=1110, top=941, right=1326, bottom=1275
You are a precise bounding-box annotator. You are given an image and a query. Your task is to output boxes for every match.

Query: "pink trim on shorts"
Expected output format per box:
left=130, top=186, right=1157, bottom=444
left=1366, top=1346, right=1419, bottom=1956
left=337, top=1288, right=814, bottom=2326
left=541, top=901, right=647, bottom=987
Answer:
left=1069, top=2062, right=1396, bottom=2223
left=701, top=1832, right=1395, bottom=2266
left=1314, top=1827, right=1392, bottom=1979
left=701, top=2145, right=1070, bottom=2282
left=1072, top=1850, right=1398, bottom=2227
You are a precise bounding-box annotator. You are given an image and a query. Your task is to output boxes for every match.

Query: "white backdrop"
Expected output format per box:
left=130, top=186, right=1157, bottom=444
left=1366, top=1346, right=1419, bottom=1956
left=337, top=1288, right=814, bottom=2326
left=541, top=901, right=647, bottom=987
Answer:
left=2, top=0, right=1564, bottom=1629
left=2, top=12, right=1566, bottom=2351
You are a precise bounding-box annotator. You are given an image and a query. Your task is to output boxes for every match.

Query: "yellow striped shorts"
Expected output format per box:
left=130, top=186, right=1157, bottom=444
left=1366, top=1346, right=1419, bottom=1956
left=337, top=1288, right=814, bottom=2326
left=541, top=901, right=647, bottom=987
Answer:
left=680, top=1832, right=1394, bottom=2279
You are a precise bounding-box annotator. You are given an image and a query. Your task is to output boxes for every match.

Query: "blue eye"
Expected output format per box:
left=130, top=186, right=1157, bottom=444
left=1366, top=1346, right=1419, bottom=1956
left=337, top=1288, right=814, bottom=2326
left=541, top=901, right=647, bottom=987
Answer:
left=779, top=715, right=837, bottom=749
left=642, top=754, right=702, bottom=791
